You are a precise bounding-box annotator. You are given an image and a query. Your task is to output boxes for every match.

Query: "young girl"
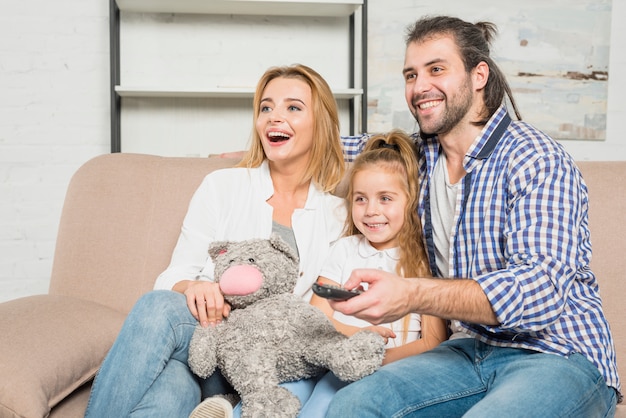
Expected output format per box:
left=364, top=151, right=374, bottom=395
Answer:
left=299, top=129, right=448, bottom=417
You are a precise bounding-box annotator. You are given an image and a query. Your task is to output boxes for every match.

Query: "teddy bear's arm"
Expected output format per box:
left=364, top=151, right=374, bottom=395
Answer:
left=188, top=324, right=219, bottom=379
left=296, top=304, right=386, bottom=382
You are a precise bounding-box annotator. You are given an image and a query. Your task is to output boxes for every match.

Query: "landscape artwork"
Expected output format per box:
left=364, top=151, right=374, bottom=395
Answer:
left=367, top=0, right=612, bottom=140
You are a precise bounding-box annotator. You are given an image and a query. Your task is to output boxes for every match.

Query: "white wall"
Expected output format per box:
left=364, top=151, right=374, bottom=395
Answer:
left=118, top=11, right=358, bottom=156
left=0, top=0, right=625, bottom=303
left=366, top=0, right=625, bottom=161
left=0, top=1, right=110, bottom=302
left=564, top=0, right=626, bottom=160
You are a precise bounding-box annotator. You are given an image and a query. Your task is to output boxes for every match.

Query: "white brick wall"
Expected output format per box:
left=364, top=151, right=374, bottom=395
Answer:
left=1, top=0, right=625, bottom=303
left=0, top=1, right=110, bottom=302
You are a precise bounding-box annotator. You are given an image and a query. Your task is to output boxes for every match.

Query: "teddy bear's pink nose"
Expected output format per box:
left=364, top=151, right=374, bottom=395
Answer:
left=219, top=265, right=264, bottom=296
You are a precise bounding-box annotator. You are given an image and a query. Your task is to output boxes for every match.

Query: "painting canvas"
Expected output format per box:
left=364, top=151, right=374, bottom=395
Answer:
left=367, top=0, right=612, bottom=140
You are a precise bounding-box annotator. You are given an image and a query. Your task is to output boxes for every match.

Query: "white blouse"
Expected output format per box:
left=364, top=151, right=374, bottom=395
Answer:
left=319, top=235, right=422, bottom=348
left=154, top=161, right=347, bottom=300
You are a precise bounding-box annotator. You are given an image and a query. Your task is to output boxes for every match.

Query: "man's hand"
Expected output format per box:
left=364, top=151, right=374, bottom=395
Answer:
left=209, top=151, right=246, bottom=159
left=329, top=268, right=499, bottom=326
left=329, top=269, right=417, bottom=324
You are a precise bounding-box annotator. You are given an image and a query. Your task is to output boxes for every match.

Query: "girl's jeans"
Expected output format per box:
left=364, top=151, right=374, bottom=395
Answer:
left=327, top=338, right=618, bottom=418
left=84, top=290, right=231, bottom=418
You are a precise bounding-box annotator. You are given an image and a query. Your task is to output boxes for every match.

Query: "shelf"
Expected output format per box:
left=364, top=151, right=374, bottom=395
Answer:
left=110, top=0, right=367, bottom=153
left=115, top=0, right=362, bottom=17
left=115, top=85, right=363, bottom=99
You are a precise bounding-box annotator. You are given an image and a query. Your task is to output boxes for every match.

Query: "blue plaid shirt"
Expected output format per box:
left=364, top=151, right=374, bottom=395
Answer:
left=343, top=105, right=621, bottom=397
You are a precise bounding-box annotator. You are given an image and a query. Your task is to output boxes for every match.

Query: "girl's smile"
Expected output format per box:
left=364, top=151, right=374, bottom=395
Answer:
left=351, top=167, right=408, bottom=250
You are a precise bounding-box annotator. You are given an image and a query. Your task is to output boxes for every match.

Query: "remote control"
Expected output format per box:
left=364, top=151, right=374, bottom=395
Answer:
left=311, top=282, right=362, bottom=300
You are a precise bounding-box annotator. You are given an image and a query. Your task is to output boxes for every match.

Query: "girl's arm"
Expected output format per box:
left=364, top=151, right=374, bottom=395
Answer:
left=382, top=314, right=447, bottom=365
left=310, top=277, right=395, bottom=340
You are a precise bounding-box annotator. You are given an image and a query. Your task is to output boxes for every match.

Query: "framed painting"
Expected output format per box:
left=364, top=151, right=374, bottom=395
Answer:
left=367, top=0, right=612, bottom=140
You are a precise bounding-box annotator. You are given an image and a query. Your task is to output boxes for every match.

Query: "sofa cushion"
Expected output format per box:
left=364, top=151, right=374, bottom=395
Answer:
left=0, top=294, right=125, bottom=418
left=48, top=154, right=240, bottom=315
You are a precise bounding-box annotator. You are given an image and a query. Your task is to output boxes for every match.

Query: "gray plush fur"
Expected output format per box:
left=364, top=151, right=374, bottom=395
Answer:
left=188, top=234, right=385, bottom=418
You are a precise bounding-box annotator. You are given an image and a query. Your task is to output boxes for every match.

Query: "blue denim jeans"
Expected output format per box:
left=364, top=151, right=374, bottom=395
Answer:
left=230, top=373, right=347, bottom=417
left=232, top=377, right=320, bottom=417
left=84, top=290, right=232, bottom=418
left=298, top=372, right=348, bottom=418
left=327, top=338, right=617, bottom=418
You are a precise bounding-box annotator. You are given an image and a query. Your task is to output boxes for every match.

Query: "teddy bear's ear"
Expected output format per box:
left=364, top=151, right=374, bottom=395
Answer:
left=269, top=233, right=299, bottom=264
left=208, top=241, right=230, bottom=262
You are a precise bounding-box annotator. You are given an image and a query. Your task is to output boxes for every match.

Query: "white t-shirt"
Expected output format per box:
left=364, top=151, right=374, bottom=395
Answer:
left=319, top=235, right=422, bottom=348
left=430, top=152, right=471, bottom=339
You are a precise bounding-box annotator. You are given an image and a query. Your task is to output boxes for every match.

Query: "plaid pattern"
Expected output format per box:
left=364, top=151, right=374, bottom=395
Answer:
left=341, top=106, right=620, bottom=395
left=341, top=134, right=369, bottom=162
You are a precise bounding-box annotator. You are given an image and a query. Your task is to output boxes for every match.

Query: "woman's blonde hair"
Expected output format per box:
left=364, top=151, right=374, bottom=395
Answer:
left=237, top=64, right=345, bottom=193
left=345, top=129, right=430, bottom=279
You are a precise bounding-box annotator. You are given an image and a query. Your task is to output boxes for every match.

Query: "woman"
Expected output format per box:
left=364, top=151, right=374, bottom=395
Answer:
left=84, top=64, right=347, bottom=418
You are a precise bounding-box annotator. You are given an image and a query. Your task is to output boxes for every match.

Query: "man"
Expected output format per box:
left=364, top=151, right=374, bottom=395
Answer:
left=328, top=15, right=620, bottom=417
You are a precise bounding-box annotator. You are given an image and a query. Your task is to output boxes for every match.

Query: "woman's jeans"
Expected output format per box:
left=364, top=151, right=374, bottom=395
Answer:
left=84, top=290, right=231, bottom=418
left=327, top=338, right=618, bottom=418
left=85, top=289, right=345, bottom=418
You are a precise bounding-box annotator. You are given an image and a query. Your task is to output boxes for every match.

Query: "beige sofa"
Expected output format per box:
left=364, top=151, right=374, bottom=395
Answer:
left=0, top=153, right=623, bottom=417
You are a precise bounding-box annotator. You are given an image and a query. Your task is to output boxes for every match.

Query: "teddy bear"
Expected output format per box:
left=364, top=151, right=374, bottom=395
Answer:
left=188, top=234, right=385, bottom=418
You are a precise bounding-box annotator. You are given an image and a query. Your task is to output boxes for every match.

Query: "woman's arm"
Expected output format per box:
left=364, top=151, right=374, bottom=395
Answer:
left=155, top=173, right=233, bottom=326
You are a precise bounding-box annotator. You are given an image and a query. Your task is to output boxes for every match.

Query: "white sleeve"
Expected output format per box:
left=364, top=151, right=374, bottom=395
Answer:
left=153, top=174, right=219, bottom=290
left=318, top=237, right=351, bottom=285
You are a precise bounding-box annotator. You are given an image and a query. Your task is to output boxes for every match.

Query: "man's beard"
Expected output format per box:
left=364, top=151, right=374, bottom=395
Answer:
left=412, top=77, right=473, bottom=136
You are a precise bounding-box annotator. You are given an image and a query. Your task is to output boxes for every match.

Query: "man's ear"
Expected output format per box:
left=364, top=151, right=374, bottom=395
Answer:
left=473, top=61, right=489, bottom=91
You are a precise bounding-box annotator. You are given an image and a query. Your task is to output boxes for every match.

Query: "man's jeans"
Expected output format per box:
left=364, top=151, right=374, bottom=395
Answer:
left=84, top=290, right=230, bottom=418
left=327, top=338, right=617, bottom=418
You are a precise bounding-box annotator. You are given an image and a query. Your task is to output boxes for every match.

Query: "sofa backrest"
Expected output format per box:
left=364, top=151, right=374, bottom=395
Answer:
left=49, top=153, right=239, bottom=314
left=48, top=155, right=624, bottom=381
left=577, top=161, right=625, bottom=382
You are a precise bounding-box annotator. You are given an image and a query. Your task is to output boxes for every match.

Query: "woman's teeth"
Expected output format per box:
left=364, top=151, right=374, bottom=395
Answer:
left=268, top=132, right=290, bottom=142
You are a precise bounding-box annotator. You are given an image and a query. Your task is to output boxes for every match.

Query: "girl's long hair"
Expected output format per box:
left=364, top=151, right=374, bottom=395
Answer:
left=345, top=129, right=431, bottom=342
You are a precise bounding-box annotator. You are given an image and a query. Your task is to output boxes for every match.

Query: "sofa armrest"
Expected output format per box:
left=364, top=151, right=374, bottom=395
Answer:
left=0, top=295, right=126, bottom=418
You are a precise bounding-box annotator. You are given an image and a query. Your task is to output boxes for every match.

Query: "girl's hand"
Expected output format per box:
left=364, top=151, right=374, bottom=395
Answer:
left=363, top=325, right=396, bottom=344
left=184, top=281, right=231, bottom=328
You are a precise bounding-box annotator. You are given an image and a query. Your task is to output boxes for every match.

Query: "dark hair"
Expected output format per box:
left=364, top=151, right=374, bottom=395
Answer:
left=405, top=15, right=522, bottom=124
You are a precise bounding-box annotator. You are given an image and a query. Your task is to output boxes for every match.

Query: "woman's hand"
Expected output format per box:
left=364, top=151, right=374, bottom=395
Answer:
left=183, top=281, right=231, bottom=328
